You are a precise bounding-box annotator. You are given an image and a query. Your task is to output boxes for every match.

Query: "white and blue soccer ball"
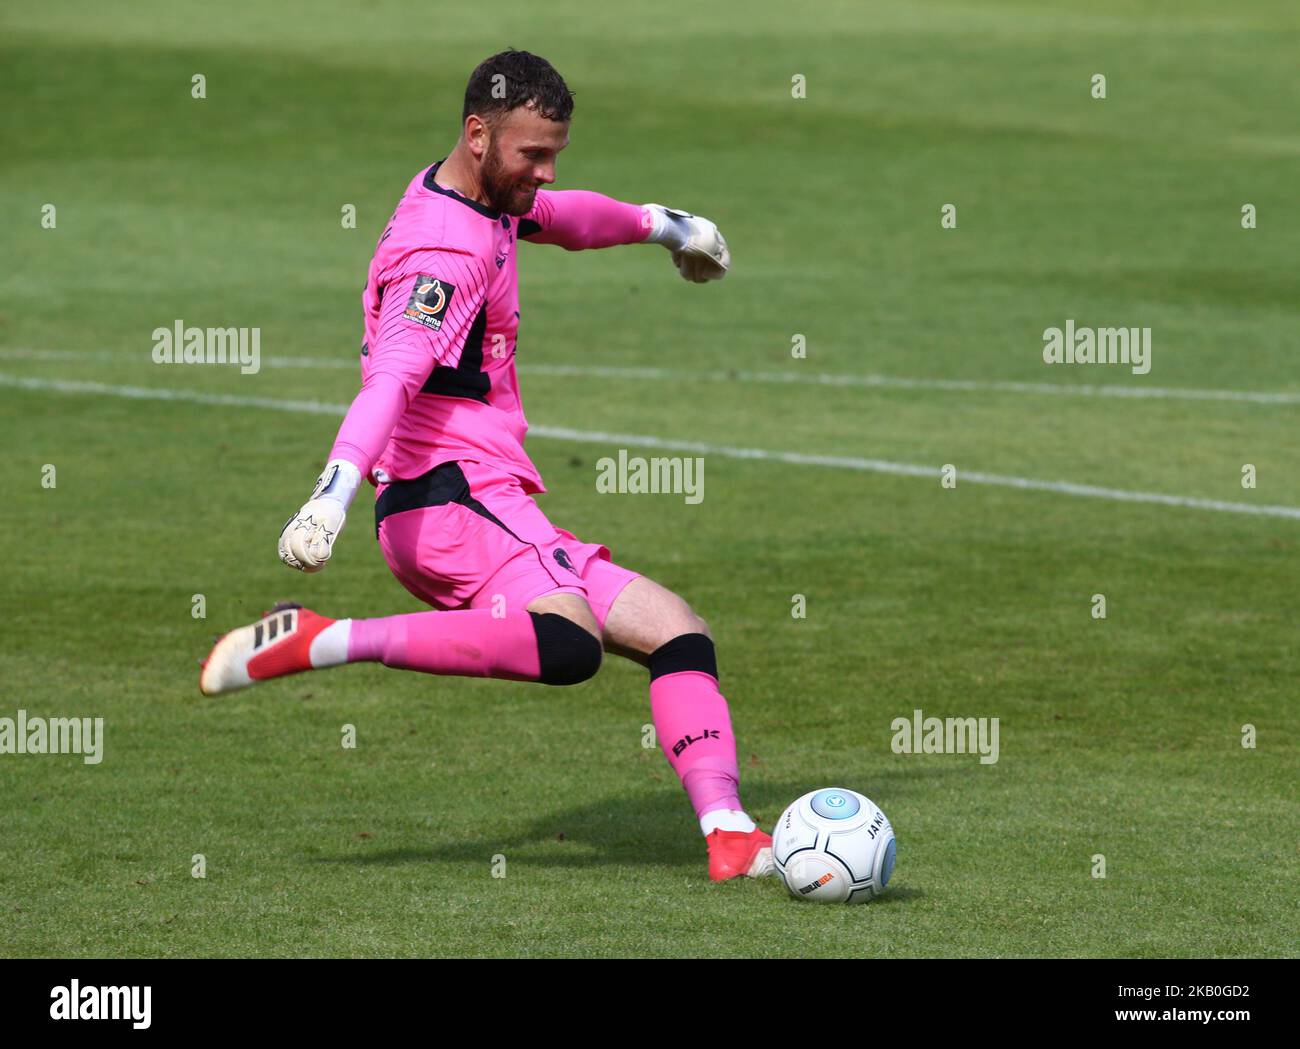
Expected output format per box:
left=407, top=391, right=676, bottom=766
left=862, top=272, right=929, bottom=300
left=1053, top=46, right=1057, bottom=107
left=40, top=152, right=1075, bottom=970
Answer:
left=772, top=788, right=896, bottom=904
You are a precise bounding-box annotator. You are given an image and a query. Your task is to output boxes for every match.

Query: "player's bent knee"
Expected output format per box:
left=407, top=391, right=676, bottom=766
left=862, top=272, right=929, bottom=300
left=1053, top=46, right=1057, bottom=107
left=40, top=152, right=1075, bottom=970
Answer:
left=658, top=591, right=710, bottom=642
left=667, top=593, right=710, bottom=640
left=529, top=611, right=603, bottom=685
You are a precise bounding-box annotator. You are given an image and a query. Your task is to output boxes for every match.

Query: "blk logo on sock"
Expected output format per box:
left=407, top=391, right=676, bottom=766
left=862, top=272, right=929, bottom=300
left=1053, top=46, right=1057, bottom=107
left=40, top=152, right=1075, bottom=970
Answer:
left=672, top=728, right=720, bottom=757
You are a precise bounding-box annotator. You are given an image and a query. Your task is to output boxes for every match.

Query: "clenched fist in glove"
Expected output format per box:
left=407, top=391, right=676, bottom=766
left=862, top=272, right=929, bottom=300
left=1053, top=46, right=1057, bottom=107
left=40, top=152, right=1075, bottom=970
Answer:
left=278, top=459, right=362, bottom=572
left=643, top=203, right=730, bottom=282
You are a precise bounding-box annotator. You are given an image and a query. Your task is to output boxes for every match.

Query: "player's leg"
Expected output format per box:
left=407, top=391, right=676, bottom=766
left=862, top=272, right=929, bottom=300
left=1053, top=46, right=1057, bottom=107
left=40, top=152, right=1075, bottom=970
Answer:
left=338, top=589, right=603, bottom=686
left=598, top=574, right=710, bottom=667
left=591, top=570, right=773, bottom=880
left=199, top=589, right=600, bottom=695
left=336, top=531, right=604, bottom=688
left=200, top=464, right=602, bottom=694
left=520, top=590, right=604, bottom=684
left=525, top=591, right=600, bottom=638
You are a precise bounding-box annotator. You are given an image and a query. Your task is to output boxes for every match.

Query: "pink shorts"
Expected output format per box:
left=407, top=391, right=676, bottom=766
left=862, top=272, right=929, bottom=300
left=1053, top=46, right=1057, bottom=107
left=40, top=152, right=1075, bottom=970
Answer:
left=373, top=459, right=640, bottom=631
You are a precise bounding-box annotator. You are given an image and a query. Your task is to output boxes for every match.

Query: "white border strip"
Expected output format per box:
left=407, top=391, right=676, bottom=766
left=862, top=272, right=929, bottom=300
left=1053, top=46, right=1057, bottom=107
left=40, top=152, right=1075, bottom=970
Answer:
left=4, top=372, right=1297, bottom=521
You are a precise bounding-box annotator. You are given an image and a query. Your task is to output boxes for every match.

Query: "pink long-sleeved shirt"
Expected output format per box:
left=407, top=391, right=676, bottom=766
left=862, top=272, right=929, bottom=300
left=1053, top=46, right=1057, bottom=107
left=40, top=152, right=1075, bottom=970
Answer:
left=328, top=160, right=651, bottom=494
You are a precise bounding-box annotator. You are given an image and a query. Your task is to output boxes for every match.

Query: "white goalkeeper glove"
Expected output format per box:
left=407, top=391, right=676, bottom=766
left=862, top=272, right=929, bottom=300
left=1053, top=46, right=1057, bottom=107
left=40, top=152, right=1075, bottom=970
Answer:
left=278, top=459, right=362, bottom=573
left=643, top=203, right=730, bottom=282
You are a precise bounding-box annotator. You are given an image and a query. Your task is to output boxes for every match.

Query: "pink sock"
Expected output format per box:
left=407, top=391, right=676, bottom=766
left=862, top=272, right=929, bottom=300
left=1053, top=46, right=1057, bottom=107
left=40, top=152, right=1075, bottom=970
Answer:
left=650, top=670, right=743, bottom=820
left=347, top=608, right=542, bottom=681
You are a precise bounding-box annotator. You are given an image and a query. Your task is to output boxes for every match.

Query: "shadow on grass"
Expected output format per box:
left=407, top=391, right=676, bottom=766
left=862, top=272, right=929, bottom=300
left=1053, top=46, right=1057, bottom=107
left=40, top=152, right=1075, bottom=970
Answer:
left=309, top=764, right=955, bottom=888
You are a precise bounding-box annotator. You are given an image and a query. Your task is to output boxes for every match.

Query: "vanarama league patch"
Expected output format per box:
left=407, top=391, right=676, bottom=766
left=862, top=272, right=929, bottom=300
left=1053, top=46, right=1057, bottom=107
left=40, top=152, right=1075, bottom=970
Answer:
left=403, top=276, right=457, bottom=331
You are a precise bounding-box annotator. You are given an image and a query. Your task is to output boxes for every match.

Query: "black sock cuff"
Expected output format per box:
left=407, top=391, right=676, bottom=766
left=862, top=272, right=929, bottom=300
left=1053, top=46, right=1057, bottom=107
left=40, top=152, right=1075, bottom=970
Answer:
left=528, top=611, right=602, bottom=685
left=647, top=632, right=717, bottom=682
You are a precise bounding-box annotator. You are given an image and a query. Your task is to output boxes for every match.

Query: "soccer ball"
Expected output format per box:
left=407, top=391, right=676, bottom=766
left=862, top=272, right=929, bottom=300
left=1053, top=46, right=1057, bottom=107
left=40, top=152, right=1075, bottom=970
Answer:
left=772, top=788, right=896, bottom=903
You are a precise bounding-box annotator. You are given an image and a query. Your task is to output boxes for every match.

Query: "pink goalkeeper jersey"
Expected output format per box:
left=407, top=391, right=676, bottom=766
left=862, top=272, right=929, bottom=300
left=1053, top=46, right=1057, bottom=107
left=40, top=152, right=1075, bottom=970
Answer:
left=328, top=160, right=651, bottom=494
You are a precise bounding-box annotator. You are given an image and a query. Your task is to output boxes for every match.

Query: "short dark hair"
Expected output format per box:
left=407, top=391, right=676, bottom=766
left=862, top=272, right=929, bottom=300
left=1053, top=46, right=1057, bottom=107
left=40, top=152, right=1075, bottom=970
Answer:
left=463, top=49, right=574, bottom=127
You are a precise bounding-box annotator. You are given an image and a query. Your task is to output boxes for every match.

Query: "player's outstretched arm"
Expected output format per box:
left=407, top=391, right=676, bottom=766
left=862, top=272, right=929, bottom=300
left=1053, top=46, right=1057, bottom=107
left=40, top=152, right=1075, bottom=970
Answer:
left=520, top=189, right=730, bottom=282
left=279, top=254, right=489, bottom=572
left=277, top=364, right=411, bottom=572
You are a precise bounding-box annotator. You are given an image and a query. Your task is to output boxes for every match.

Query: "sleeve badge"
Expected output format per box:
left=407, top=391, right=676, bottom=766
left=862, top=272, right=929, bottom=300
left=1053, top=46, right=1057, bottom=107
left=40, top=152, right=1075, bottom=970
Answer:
left=403, top=276, right=457, bottom=331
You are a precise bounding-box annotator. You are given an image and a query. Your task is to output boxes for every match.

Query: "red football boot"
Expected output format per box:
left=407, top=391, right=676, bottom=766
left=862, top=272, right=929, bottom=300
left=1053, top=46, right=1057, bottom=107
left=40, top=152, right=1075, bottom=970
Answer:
left=707, top=827, right=775, bottom=881
left=199, top=602, right=335, bottom=695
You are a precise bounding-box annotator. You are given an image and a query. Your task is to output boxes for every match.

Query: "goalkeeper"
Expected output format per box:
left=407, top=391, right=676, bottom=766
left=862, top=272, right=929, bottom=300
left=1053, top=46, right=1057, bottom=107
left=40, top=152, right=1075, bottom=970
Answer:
left=201, top=49, right=772, bottom=882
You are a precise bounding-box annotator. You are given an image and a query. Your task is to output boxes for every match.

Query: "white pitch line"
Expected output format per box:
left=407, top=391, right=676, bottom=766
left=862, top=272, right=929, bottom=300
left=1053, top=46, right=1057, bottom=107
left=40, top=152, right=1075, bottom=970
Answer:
left=525, top=363, right=1300, bottom=406
left=0, top=374, right=347, bottom=416
left=4, top=372, right=1298, bottom=521
left=1, top=346, right=1298, bottom=405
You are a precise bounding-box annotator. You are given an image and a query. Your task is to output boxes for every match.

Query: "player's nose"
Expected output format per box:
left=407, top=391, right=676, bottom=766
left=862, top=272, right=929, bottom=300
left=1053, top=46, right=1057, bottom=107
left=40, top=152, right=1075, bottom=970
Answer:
left=534, top=163, right=556, bottom=185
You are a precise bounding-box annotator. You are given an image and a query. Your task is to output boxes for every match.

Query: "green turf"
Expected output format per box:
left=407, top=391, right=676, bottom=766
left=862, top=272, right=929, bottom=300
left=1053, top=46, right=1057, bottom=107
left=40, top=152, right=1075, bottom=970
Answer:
left=1, top=0, right=1297, bottom=957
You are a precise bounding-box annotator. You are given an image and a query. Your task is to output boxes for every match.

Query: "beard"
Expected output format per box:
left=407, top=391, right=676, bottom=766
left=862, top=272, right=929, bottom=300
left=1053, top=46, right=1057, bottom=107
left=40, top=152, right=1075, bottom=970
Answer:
left=481, top=140, right=538, bottom=216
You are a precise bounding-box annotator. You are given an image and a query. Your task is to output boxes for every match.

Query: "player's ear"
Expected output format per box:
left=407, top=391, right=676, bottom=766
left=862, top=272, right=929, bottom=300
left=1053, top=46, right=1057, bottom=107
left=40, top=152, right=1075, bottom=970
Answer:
left=464, top=113, right=490, bottom=157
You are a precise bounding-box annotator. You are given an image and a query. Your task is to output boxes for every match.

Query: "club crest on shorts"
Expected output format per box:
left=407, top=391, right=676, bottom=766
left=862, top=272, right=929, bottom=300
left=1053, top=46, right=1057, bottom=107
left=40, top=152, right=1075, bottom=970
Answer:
left=553, top=548, right=577, bottom=574
left=404, top=275, right=457, bottom=331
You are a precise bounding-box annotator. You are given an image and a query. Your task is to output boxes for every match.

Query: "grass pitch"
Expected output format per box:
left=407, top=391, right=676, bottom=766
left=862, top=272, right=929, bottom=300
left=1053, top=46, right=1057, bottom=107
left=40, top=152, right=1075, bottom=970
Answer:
left=1, top=0, right=1297, bottom=957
